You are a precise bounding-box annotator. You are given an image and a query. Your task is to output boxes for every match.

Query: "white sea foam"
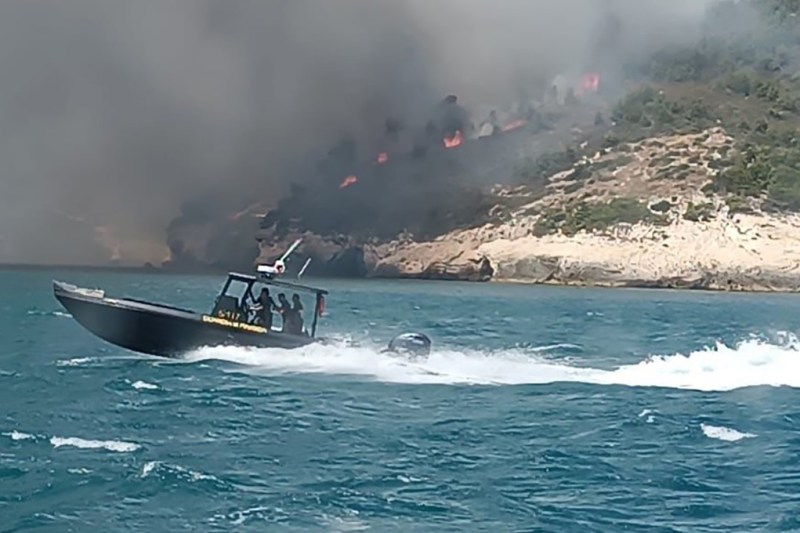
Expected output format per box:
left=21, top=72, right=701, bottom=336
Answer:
left=638, top=409, right=655, bottom=423
left=50, top=436, right=140, bottom=452
left=57, top=357, right=93, bottom=367
left=132, top=380, right=158, bottom=390
left=700, top=423, right=757, bottom=442
left=321, top=516, right=370, bottom=532
left=4, top=430, right=139, bottom=452
left=139, top=460, right=217, bottom=482
left=26, top=310, right=70, bottom=318
left=141, top=461, right=158, bottom=477
left=3, top=430, right=34, bottom=441
left=186, top=334, right=800, bottom=392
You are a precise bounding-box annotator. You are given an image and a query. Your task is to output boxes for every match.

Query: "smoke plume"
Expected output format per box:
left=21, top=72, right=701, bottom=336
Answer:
left=0, top=0, right=726, bottom=266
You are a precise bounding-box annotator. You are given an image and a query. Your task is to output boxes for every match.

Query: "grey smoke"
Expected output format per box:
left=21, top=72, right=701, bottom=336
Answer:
left=0, top=0, right=727, bottom=265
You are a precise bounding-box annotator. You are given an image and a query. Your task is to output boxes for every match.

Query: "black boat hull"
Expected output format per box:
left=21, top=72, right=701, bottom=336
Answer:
left=53, top=281, right=315, bottom=358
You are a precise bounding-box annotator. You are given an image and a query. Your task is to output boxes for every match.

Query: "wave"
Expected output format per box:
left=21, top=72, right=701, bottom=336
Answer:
left=56, top=357, right=94, bottom=367
left=4, top=430, right=140, bottom=452
left=26, top=310, right=71, bottom=318
left=139, top=461, right=219, bottom=483
left=131, top=380, right=158, bottom=390
left=185, top=333, right=800, bottom=391
left=2, top=430, right=34, bottom=441
left=700, top=424, right=757, bottom=442
left=50, top=436, right=140, bottom=452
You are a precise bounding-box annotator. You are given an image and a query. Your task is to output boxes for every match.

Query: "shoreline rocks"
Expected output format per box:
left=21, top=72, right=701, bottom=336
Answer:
left=252, top=209, right=800, bottom=292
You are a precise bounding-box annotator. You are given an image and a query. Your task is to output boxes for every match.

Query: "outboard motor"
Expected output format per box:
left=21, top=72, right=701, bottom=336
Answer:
left=385, top=332, right=432, bottom=358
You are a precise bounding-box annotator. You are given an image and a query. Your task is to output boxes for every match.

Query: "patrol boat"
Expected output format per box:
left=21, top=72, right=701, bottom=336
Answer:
left=53, top=239, right=328, bottom=357
left=53, top=273, right=327, bottom=358
left=54, top=238, right=432, bottom=359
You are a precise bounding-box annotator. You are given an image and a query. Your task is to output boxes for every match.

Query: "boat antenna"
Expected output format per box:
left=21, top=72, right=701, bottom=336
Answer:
left=297, top=257, right=312, bottom=280
left=256, top=238, right=303, bottom=279
left=280, top=238, right=302, bottom=263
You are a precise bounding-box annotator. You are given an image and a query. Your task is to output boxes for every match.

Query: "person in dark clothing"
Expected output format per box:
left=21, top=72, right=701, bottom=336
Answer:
left=291, top=293, right=305, bottom=335
left=252, top=288, right=277, bottom=329
left=277, top=293, right=292, bottom=332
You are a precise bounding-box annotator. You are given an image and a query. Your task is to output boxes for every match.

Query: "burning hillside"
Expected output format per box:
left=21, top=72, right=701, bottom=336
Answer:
left=162, top=71, right=610, bottom=272
left=154, top=0, right=730, bottom=275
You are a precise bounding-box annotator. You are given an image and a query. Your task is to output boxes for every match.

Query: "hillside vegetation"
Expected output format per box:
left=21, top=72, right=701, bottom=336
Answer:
left=517, top=0, right=800, bottom=232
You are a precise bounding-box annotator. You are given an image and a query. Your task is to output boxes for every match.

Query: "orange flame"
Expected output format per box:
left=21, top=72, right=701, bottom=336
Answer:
left=580, top=73, right=600, bottom=94
left=501, top=119, right=526, bottom=133
left=339, top=175, right=358, bottom=189
left=443, top=130, right=463, bottom=148
left=377, top=152, right=388, bottom=164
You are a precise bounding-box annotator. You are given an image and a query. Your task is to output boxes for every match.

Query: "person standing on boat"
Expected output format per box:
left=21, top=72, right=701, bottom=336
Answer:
left=291, top=293, right=305, bottom=335
left=277, top=293, right=293, bottom=332
left=253, top=288, right=277, bottom=330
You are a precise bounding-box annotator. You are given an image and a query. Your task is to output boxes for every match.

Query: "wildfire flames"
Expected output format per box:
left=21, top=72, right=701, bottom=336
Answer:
left=339, top=175, right=358, bottom=188
left=442, top=129, right=463, bottom=149
left=335, top=80, right=604, bottom=192
left=580, top=73, right=600, bottom=94
left=501, top=119, right=526, bottom=133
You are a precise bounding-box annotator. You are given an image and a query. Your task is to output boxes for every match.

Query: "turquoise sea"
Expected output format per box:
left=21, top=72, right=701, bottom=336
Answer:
left=2, top=269, right=800, bottom=532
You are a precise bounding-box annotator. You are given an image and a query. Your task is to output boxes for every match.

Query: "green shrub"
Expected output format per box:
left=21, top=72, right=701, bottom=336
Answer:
left=534, top=198, right=667, bottom=236
left=515, top=148, right=579, bottom=183
left=720, top=71, right=753, bottom=96
left=706, top=138, right=800, bottom=211
left=650, top=199, right=673, bottom=213
left=767, top=164, right=800, bottom=209
left=684, top=201, right=716, bottom=221
left=565, top=163, right=592, bottom=182
left=755, top=79, right=781, bottom=101
left=611, top=86, right=717, bottom=135
left=594, top=112, right=605, bottom=126
left=725, top=195, right=754, bottom=214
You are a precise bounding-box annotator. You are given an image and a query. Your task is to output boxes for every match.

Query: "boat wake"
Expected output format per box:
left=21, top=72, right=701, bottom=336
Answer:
left=185, top=333, right=800, bottom=392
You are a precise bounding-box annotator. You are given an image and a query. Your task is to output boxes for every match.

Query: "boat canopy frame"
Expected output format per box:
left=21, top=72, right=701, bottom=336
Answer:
left=211, top=272, right=328, bottom=337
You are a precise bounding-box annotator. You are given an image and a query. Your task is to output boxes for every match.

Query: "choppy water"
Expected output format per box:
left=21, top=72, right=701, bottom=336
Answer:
left=3, top=269, right=800, bottom=531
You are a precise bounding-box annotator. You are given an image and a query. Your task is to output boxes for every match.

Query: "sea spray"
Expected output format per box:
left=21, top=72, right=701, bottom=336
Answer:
left=185, top=333, right=800, bottom=391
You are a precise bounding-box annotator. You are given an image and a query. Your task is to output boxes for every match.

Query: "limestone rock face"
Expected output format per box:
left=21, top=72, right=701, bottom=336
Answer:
left=370, top=249, right=493, bottom=281
left=255, top=230, right=495, bottom=281
left=249, top=127, right=800, bottom=292
left=253, top=210, right=800, bottom=291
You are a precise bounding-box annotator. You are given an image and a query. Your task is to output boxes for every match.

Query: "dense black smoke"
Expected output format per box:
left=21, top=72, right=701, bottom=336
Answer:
left=0, top=0, right=724, bottom=266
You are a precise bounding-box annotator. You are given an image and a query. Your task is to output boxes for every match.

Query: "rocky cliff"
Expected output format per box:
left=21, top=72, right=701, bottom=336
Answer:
left=255, top=127, right=800, bottom=291
left=202, top=0, right=800, bottom=290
